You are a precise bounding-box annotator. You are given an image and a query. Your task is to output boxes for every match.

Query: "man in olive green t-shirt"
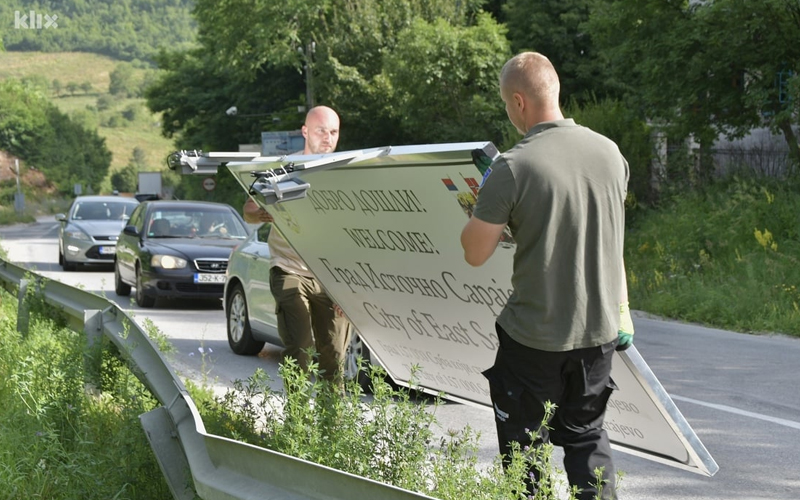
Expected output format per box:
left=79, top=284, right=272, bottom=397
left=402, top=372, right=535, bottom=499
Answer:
left=461, top=52, right=634, bottom=500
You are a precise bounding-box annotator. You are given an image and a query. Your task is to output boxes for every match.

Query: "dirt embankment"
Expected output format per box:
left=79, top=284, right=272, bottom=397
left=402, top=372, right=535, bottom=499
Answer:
left=0, top=150, right=57, bottom=195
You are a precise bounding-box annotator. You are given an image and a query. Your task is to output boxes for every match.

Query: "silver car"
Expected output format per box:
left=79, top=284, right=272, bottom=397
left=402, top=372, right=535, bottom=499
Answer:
left=223, top=226, right=375, bottom=388
left=57, top=195, right=140, bottom=271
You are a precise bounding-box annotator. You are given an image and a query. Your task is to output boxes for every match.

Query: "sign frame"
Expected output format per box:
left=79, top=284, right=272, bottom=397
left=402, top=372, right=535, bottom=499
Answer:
left=217, top=143, right=718, bottom=476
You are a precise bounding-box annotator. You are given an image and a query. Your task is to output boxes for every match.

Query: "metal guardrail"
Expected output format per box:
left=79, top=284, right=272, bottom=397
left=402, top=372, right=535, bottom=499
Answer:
left=0, top=259, right=435, bottom=500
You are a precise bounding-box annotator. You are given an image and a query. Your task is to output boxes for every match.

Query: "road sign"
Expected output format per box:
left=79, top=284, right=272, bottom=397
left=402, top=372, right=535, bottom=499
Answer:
left=224, top=143, right=718, bottom=476
left=202, top=177, right=216, bottom=192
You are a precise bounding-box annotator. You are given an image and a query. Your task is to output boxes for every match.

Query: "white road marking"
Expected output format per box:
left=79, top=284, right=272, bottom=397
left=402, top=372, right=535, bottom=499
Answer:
left=672, top=394, right=800, bottom=431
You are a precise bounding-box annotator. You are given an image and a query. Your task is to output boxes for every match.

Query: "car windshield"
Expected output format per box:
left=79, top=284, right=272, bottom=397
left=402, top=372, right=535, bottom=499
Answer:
left=72, top=201, right=138, bottom=221
left=145, top=208, right=248, bottom=239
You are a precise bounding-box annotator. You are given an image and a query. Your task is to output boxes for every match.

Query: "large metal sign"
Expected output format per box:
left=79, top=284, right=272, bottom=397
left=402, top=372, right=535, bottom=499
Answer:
left=212, top=143, right=718, bottom=476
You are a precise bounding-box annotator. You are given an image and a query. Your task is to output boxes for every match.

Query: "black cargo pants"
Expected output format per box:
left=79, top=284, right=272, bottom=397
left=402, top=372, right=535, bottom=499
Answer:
left=483, top=324, right=618, bottom=500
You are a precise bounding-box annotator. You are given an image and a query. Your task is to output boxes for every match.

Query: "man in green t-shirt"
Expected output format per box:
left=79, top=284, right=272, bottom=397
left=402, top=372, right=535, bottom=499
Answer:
left=460, top=52, right=634, bottom=500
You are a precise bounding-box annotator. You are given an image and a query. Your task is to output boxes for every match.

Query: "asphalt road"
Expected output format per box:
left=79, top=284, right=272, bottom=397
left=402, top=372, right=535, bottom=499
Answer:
left=2, top=216, right=799, bottom=500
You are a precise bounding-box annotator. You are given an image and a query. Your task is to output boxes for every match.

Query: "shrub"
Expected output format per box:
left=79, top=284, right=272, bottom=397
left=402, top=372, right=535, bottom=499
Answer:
left=195, top=357, right=615, bottom=499
left=566, top=98, right=655, bottom=208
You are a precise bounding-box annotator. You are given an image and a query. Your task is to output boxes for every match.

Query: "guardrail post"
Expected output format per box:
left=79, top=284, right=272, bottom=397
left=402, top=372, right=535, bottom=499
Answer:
left=140, top=406, right=196, bottom=500
left=17, top=278, right=29, bottom=337
left=84, top=309, right=104, bottom=388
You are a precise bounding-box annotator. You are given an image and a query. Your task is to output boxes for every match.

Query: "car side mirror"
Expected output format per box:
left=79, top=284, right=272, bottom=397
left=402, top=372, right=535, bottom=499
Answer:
left=55, top=213, right=66, bottom=222
left=123, top=225, right=139, bottom=237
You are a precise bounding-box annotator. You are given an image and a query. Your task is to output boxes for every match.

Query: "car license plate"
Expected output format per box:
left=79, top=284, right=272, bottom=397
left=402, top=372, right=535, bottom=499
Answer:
left=194, top=273, right=226, bottom=284
left=99, top=246, right=116, bottom=255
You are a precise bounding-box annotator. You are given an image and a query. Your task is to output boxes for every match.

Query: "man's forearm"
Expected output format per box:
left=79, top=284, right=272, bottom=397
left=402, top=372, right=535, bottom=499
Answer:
left=620, top=259, right=629, bottom=303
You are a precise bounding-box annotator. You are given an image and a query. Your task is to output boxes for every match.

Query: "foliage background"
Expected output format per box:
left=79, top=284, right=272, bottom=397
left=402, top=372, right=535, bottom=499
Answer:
left=0, top=79, right=111, bottom=194
left=0, top=0, right=799, bottom=335
left=0, top=0, right=196, bottom=62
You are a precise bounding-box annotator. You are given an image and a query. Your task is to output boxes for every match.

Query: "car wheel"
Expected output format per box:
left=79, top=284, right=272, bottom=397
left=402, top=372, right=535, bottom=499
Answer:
left=114, top=261, right=131, bottom=296
left=226, top=283, right=264, bottom=355
left=344, top=333, right=372, bottom=391
left=62, top=253, right=77, bottom=272
left=135, top=265, right=156, bottom=308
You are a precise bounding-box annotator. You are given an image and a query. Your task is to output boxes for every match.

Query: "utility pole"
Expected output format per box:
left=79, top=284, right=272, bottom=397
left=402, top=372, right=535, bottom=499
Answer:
left=303, top=41, right=316, bottom=110
left=14, top=159, right=25, bottom=213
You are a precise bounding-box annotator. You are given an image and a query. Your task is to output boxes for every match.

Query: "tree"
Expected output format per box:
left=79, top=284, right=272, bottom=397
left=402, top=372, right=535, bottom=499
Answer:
left=503, top=0, right=617, bottom=104
left=587, top=0, right=800, bottom=166
left=109, top=63, right=138, bottom=97
left=0, top=80, right=50, bottom=158
left=145, top=49, right=306, bottom=203
left=111, top=147, right=148, bottom=192
left=80, top=81, right=93, bottom=94
left=110, top=169, right=138, bottom=193
left=172, top=0, right=503, bottom=149
left=66, top=82, right=80, bottom=96
left=146, top=49, right=304, bottom=152
left=36, top=108, right=112, bottom=193
left=0, top=0, right=197, bottom=62
left=698, top=0, right=800, bottom=165
left=0, top=80, right=111, bottom=194
left=96, top=95, right=114, bottom=111
left=381, top=14, right=511, bottom=146
left=122, top=104, right=140, bottom=122
left=139, top=69, right=159, bottom=96
left=52, top=79, right=63, bottom=97
left=21, top=75, right=50, bottom=92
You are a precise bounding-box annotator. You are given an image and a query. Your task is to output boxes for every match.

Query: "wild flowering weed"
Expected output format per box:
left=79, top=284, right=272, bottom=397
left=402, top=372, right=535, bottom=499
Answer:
left=753, top=228, right=778, bottom=252
left=625, top=175, right=800, bottom=335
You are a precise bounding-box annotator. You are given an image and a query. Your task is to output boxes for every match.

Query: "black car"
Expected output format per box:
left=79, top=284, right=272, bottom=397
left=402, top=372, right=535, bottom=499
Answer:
left=114, top=200, right=250, bottom=307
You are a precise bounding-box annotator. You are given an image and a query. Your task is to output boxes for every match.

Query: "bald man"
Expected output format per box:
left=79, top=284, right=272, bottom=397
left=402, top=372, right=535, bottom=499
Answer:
left=461, top=53, right=632, bottom=499
left=243, top=106, right=351, bottom=385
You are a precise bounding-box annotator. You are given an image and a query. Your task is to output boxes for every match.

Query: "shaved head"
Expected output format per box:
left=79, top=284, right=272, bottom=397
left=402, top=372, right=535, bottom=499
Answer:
left=306, top=105, right=338, bottom=126
left=498, top=52, right=563, bottom=134
left=302, top=105, right=340, bottom=154
left=500, top=52, right=560, bottom=108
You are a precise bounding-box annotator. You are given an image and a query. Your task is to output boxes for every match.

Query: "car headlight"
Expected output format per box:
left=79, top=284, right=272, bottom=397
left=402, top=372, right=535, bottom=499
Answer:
left=65, top=229, right=90, bottom=241
left=151, top=255, right=187, bottom=269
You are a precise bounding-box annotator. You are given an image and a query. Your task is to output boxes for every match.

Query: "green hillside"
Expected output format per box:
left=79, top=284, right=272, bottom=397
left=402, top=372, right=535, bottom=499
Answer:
left=0, top=0, right=196, bottom=62
left=0, top=51, right=175, bottom=183
left=0, top=0, right=198, bottom=195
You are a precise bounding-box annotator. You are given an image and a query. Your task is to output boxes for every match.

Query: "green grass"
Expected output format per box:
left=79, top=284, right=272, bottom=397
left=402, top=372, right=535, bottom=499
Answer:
left=625, top=174, right=800, bottom=336
left=0, top=51, right=174, bottom=179
left=0, top=282, right=614, bottom=500
left=0, top=51, right=116, bottom=90
left=0, top=286, right=172, bottom=499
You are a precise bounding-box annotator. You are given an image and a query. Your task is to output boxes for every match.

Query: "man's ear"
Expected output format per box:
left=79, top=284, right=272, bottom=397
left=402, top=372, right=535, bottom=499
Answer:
left=513, top=92, right=525, bottom=112
left=301, top=124, right=308, bottom=140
